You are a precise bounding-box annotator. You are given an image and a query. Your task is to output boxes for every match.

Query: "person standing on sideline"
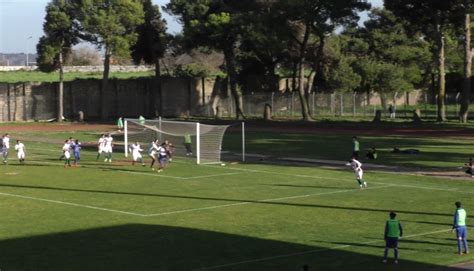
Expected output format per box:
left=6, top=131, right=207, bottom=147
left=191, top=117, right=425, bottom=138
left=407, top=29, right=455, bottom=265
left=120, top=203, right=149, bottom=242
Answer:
left=139, top=115, right=146, bottom=125
left=184, top=133, right=193, bottom=156
left=383, top=212, right=403, bottom=264
left=453, top=201, right=469, bottom=255
left=352, top=136, right=360, bottom=159
left=117, top=117, right=124, bottom=132
left=388, top=104, right=396, bottom=119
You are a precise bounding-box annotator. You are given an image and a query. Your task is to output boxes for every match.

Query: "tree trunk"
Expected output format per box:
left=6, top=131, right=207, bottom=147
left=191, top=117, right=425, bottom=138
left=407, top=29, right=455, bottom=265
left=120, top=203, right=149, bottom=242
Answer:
left=291, top=61, right=298, bottom=92
left=57, top=51, right=64, bottom=123
left=154, top=56, right=163, bottom=117
left=101, top=48, right=111, bottom=121
left=460, top=4, right=472, bottom=123
left=297, top=22, right=312, bottom=121
left=435, top=21, right=446, bottom=122
left=223, top=45, right=245, bottom=119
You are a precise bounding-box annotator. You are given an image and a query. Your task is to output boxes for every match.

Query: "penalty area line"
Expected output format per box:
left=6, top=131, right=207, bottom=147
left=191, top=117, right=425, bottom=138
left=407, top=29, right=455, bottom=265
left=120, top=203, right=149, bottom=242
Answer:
left=0, top=191, right=147, bottom=217
left=143, top=184, right=393, bottom=217
left=194, top=229, right=451, bottom=270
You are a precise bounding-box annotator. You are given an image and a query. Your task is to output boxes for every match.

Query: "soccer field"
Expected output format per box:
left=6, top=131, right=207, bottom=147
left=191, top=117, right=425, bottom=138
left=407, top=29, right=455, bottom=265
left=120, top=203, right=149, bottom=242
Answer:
left=0, top=127, right=473, bottom=270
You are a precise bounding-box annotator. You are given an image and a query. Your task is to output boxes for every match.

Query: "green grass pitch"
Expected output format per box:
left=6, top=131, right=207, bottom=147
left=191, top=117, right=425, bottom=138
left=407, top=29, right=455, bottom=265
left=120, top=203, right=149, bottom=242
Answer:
left=0, top=129, right=473, bottom=270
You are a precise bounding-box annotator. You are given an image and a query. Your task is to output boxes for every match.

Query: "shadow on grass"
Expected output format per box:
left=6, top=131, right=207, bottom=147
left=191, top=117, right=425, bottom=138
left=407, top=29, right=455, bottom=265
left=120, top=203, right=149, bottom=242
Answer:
left=0, top=183, right=453, bottom=217
left=0, top=224, right=470, bottom=271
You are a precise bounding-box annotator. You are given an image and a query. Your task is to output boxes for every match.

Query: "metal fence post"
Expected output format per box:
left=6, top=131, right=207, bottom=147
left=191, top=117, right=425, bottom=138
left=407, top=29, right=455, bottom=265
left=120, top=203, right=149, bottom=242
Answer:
left=340, top=93, right=344, bottom=116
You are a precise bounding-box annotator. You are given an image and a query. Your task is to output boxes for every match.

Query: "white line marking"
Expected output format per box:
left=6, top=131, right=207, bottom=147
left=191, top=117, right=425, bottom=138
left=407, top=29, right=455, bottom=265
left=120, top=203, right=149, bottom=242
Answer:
left=143, top=185, right=393, bottom=217
left=204, top=165, right=474, bottom=194
left=195, top=229, right=451, bottom=270
left=0, top=191, right=147, bottom=216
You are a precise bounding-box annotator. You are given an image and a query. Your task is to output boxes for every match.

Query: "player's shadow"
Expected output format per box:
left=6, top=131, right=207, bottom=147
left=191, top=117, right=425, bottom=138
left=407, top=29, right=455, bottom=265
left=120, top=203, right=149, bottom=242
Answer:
left=0, top=223, right=470, bottom=271
left=0, top=183, right=453, bottom=217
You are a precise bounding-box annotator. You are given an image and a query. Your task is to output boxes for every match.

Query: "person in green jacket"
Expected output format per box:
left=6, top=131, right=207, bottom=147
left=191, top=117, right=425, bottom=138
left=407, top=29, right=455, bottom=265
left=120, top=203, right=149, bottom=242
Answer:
left=352, top=136, right=360, bottom=159
left=453, top=201, right=469, bottom=255
left=383, top=212, right=403, bottom=264
left=183, top=133, right=192, bottom=155
left=117, top=117, right=124, bottom=132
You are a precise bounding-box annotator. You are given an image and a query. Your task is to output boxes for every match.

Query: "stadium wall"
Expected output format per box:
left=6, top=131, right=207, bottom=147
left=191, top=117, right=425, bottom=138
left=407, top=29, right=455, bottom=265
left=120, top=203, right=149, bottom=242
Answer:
left=0, top=78, right=426, bottom=121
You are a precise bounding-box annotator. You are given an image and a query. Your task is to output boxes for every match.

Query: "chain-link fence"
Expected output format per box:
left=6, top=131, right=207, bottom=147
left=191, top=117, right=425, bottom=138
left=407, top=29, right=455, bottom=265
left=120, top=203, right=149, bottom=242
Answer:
left=201, top=91, right=468, bottom=119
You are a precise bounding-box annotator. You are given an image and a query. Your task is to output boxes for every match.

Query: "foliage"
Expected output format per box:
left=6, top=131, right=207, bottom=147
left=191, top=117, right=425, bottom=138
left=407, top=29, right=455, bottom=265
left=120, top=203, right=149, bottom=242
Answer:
left=80, top=0, right=144, bottom=58
left=36, top=0, right=80, bottom=72
left=131, top=0, right=168, bottom=66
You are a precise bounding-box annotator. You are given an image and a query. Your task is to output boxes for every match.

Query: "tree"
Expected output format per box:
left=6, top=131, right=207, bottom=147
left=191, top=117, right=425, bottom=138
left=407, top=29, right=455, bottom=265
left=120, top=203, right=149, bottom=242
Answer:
left=80, top=0, right=144, bottom=120
left=458, top=0, right=474, bottom=123
left=166, top=0, right=252, bottom=119
left=131, top=0, right=168, bottom=117
left=280, top=0, right=370, bottom=121
left=385, top=0, right=460, bottom=122
left=37, top=0, right=80, bottom=122
left=349, top=8, right=431, bottom=107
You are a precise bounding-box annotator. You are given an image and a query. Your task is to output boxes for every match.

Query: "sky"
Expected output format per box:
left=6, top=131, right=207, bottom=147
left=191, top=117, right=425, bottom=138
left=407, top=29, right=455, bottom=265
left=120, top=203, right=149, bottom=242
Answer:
left=0, top=0, right=383, bottom=54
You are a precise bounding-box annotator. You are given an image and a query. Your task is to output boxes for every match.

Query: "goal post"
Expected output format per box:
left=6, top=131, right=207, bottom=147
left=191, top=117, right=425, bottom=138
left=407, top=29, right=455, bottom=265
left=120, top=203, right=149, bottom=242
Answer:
left=124, top=118, right=242, bottom=164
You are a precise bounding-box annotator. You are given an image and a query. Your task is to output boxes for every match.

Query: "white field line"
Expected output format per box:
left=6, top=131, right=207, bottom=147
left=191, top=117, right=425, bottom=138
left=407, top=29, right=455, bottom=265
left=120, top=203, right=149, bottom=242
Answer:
left=0, top=191, right=147, bottom=217
left=203, top=165, right=474, bottom=194
left=142, top=185, right=394, bottom=217
left=195, top=229, right=451, bottom=270
left=12, top=154, right=242, bottom=181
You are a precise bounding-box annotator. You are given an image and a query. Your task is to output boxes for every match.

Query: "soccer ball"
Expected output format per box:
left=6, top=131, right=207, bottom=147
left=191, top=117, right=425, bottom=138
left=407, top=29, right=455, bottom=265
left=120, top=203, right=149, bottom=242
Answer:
left=345, top=163, right=351, bottom=166
left=221, top=163, right=226, bottom=166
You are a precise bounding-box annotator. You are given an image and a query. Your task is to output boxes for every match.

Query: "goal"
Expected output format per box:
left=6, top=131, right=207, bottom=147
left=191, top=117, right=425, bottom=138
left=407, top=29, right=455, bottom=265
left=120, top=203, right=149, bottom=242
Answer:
left=124, top=118, right=245, bottom=164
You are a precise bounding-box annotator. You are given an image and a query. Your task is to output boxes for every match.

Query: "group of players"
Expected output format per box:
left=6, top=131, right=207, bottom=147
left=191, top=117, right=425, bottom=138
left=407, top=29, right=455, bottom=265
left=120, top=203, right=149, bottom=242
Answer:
left=128, top=138, right=175, bottom=172
left=1, top=132, right=180, bottom=172
left=0, top=134, right=26, bottom=165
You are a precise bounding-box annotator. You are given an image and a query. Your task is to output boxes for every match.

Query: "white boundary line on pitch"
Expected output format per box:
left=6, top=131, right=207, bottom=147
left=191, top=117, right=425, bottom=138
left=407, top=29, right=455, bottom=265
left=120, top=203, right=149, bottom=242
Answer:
left=0, top=184, right=393, bottom=218
left=195, top=229, right=451, bottom=270
left=142, top=184, right=394, bottom=217
left=0, top=191, right=147, bottom=216
left=11, top=155, right=243, bottom=181
left=203, top=165, right=474, bottom=194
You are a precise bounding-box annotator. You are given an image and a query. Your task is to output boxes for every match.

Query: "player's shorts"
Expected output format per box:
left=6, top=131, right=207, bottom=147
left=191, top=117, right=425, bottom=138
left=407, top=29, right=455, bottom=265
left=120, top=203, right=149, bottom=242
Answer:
left=98, top=146, right=105, bottom=153
left=159, top=156, right=167, bottom=166
left=385, top=237, right=399, bottom=248
left=149, top=151, right=157, bottom=158
left=74, top=152, right=80, bottom=160
left=355, top=169, right=363, bottom=179
left=17, top=151, right=25, bottom=159
left=132, top=153, right=142, bottom=161
left=104, top=146, right=113, bottom=153
left=457, top=226, right=468, bottom=239
left=64, top=151, right=71, bottom=159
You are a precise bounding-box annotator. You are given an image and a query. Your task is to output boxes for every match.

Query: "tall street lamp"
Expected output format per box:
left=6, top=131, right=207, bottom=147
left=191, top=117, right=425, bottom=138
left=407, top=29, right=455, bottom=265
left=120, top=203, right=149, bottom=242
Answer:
left=26, top=36, right=32, bottom=66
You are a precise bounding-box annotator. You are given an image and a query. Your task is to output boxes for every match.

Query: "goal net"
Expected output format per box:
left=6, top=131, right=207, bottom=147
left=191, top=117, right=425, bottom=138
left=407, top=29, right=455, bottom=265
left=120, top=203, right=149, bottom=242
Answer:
left=124, top=118, right=231, bottom=164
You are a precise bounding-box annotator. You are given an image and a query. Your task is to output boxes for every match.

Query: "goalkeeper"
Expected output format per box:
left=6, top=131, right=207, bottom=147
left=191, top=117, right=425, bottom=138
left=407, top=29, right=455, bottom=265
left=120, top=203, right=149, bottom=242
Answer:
left=183, top=133, right=193, bottom=156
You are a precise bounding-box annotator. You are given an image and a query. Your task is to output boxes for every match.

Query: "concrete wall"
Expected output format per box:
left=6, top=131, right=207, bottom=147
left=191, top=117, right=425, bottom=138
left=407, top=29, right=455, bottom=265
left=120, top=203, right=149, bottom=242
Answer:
left=0, top=77, right=429, bottom=122
left=0, top=65, right=153, bottom=72
left=0, top=77, right=220, bottom=121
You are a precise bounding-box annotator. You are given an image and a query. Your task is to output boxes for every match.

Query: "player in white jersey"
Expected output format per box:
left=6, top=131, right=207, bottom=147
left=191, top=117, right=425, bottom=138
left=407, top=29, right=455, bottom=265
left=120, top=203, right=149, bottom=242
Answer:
left=148, top=139, right=160, bottom=170
left=96, top=134, right=106, bottom=161
left=347, top=158, right=367, bottom=189
left=104, top=134, right=113, bottom=162
left=130, top=142, right=145, bottom=166
left=2, top=133, right=10, bottom=164
left=14, top=140, right=25, bottom=164
left=62, top=140, right=72, bottom=167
